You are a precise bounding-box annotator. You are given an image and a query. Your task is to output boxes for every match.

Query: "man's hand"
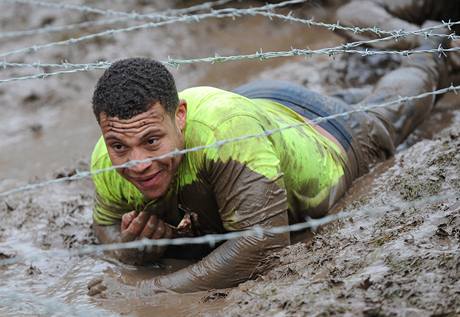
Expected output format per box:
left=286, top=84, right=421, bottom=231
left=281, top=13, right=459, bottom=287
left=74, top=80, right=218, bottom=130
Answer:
left=93, top=210, right=201, bottom=265
left=119, top=211, right=174, bottom=263
left=87, top=276, right=168, bottom=298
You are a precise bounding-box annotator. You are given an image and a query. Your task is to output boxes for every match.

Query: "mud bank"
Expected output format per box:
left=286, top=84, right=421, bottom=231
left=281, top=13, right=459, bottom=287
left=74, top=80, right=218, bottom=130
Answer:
left=0, top=1, right=459, bottom=316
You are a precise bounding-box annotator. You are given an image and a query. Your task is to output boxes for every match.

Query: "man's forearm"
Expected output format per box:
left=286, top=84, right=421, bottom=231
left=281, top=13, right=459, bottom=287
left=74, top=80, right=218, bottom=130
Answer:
left=144, top=212, right=290, bottom=293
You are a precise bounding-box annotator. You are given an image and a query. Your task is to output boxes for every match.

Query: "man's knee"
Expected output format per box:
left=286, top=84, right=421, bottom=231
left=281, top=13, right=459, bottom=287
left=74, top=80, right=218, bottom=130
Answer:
left=377, top=67, right=437, bottom=98
left=336, top=0, right=420, bottom=49
left=365, top=66, right=437, bottom=146
left=337, top=1, right=382, bottom=33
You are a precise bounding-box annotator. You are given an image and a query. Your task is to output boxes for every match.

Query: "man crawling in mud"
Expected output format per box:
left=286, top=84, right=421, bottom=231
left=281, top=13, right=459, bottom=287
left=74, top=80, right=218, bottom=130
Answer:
left=87, top=1, right=456, bottom=296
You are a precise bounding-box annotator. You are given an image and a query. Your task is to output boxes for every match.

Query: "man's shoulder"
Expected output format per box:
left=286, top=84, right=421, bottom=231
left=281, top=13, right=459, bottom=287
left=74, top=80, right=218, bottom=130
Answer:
left=180, top=86, right=260, bottom=129
left=90, top=136, right=120, bottom=194
left=91, top=136, right=109, bottom=169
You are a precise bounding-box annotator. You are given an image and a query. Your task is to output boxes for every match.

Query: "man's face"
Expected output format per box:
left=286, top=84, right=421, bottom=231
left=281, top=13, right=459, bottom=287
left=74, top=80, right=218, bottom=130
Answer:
left=99, top=101, right=186, bottom=199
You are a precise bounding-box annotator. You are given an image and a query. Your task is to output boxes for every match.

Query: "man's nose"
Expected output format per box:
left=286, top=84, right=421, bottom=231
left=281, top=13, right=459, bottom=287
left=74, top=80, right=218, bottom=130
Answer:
left=129, top=149, right=152, bottom=173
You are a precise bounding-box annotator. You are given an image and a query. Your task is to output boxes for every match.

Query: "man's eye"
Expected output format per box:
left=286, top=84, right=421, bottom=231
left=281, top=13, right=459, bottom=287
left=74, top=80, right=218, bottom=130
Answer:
left=112, top=143, right=125, bottom=151
left=147, top=138, right=158, bottom=145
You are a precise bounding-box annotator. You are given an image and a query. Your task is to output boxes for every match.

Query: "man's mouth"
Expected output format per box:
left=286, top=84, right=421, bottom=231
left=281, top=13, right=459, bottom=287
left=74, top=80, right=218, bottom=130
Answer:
left=130, top=170, right=164, bottom=190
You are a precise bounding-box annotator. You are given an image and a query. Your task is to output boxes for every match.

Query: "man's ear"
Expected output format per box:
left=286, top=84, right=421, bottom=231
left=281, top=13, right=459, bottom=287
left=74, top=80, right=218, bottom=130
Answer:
left=175, top=99, right=187, bottom=132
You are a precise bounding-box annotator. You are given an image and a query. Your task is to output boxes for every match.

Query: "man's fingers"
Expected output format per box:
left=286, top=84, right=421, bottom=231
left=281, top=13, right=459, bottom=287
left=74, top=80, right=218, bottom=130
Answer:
left=87, top=277, right=103, bottom=289
left=87, top=278, right=107, bottom=297
left=164, top=223, right=173, bottom=239
left=122, top=211, right=150, bottom=240
left=152, top=220, right=166, bottom=239
left=88, top=283, right=107, bottom=297
left=177, top=213, right=191, bottom=229
left=121, top=210, right=137, bottom=231
left=140, top=215, right=158, bottom=238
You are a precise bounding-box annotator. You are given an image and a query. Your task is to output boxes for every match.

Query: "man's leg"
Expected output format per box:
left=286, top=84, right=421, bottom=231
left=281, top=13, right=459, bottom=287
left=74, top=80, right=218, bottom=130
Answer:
left=336, top=0, right=422, bottom=49
left=233, top=47, right=447, bottom=181
left=364, top=54, right=446, bottom=146
left=345, top=47, right=448, bottom=179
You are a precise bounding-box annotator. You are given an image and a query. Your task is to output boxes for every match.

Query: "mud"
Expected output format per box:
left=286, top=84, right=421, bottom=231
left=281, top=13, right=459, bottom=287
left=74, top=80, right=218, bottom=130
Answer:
left=1, top=1, right=459, bottom=316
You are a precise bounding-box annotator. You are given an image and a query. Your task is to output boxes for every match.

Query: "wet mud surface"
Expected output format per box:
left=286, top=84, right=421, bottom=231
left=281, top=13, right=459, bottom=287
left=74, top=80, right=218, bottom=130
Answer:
left=0, top=1, right=459, bottom=316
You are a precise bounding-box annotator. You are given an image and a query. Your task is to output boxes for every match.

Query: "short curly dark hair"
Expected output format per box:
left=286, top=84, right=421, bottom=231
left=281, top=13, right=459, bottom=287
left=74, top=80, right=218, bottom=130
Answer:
left=92, top=58, right=179, bottom=122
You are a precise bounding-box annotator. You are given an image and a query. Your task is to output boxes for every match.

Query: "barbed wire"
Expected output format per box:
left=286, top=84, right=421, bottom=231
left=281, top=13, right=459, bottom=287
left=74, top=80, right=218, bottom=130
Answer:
left=2, top=18, right=459, bottom=71
left=3, top=0, right=237, bottom=21
left=0, top=64, right=110, bottom=84
left=0, top=17, right=131, bottom=40
left=0, top=13, right=458, bottom=82
left=0, top=191, right=457, bottom=267
left=0, top=0, right=306, bottom=60
left=3, top=0, right=168, bottom=21
left=0, top=60, right=111, bottom=69
left=0, top=0, right=235, bottom=40
left=1, top=44, right=460, bottom=84
left=164, top=45, right=460, bottom=65
left=0, top=61, right=111, bottom=85
left=0, top=1, right=457, bottom=64
left=0, top=288, right=113, bottom=317
left=0, top=83, right=458, bottom=197
left=4, top=0, right=460, bottom=40
left=157, top=0, right=235, bottom=15
left=257, top=11, right=460, bottom=39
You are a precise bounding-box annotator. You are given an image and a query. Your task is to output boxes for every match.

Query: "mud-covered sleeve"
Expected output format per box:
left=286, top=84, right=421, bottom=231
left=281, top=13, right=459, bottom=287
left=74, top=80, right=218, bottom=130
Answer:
left=150, top=212, right=289, bottom=292
left=207, top=114, right=288, bottom=231
left=149, top=115, right=291, bottom=292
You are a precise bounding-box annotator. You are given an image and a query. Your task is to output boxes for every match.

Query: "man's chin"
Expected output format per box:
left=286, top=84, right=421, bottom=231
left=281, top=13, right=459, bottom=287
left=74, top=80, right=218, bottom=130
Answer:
left=135, top=183, right=168, bottom=199
left=137, top=180, right=171, bottom=199
left=126, top=171, right=172, bottom=199
left=141, top=189, right=166, bottom=200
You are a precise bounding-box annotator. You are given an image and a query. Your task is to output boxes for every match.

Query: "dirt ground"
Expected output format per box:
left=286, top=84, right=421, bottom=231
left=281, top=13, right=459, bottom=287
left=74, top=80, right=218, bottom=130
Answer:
left=0, top=1, right=459, bottom=316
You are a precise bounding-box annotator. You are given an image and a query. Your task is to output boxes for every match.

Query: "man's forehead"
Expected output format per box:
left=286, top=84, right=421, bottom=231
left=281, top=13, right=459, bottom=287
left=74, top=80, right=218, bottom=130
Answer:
left=99, top=103, right=167, bottom=130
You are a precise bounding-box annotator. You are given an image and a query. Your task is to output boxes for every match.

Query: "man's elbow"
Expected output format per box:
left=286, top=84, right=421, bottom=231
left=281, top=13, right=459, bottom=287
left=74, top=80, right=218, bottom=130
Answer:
left=92, top=222, right=136, bottom=264
left=92, top=221, right=120, bottom=244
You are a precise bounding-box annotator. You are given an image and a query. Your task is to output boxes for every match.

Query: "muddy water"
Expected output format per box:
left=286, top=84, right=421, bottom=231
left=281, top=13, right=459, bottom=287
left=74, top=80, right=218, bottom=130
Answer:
left=0, top=2, right=346, bottom=316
